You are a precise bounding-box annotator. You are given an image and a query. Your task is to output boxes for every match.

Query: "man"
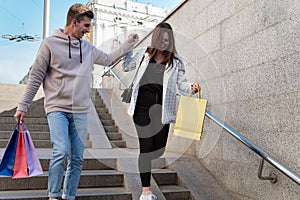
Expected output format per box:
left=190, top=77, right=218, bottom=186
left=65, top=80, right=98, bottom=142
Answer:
left=14, top=4, right=138, bottom=200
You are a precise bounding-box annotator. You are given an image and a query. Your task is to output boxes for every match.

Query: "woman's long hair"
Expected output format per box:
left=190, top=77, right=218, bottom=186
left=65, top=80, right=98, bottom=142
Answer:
left=147, top=22, right=177, bottom=67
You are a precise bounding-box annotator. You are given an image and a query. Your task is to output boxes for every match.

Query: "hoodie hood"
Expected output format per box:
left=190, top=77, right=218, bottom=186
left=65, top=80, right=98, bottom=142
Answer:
left=53, top=29, right=83, bottom=63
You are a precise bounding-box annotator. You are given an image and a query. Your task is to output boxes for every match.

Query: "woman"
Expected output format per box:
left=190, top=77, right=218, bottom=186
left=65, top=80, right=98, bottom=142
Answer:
left=123, top=22, right=199, bottom=200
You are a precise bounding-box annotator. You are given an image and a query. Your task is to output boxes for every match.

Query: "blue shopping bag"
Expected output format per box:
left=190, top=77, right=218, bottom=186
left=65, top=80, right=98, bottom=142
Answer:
left=0, top=126, right=19, bottom=176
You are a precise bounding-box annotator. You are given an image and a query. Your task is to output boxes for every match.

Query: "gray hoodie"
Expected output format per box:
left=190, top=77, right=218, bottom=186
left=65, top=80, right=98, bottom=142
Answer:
left=18, top=29, right=132, bottom=114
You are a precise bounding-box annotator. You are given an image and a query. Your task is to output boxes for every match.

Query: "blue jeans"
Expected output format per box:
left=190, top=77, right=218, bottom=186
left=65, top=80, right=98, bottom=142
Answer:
left=47, top=112, right=87, bottom=200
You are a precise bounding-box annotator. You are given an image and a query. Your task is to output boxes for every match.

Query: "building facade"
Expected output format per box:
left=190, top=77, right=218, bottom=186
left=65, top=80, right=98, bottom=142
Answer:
left=86, top=0, right=169, bottom=87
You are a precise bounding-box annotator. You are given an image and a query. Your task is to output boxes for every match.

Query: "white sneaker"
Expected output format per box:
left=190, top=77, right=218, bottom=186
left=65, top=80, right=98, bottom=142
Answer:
left=139, top=191, right=158, bottom=200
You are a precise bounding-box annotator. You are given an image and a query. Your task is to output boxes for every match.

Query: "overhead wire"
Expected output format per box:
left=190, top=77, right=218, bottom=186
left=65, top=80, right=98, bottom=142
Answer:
left=0, top=40, right=18, bottom=47
left=0, top=6, right=23, bottom=24
left=31, top=0, right=42, bottom=8
left=0, top=6, right=24, bottom=32
left=30, top=0, right=61, bottom=32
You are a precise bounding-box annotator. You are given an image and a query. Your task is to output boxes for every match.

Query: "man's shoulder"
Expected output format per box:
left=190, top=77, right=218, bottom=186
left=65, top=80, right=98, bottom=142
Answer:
left=43, top=35, right=58, bottom=43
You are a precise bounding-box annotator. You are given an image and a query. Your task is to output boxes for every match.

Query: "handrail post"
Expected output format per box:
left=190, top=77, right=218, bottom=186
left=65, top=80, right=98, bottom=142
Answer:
left=258, top=159, right=277, bottom=184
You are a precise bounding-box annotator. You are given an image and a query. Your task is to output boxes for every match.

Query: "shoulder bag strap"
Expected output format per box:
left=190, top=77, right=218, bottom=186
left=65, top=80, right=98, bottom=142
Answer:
left=128, top=55, right=145, bottom=88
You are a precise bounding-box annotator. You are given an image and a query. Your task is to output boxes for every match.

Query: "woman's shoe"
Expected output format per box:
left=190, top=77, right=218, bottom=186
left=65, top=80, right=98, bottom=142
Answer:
left=139, top=191, right=158, bottom=200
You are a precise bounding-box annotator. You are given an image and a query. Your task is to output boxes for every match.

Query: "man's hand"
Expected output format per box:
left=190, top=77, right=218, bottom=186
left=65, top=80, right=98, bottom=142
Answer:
left=14, top=110, right=26, bottom=124
left=128, top=33, right=139, bottom=46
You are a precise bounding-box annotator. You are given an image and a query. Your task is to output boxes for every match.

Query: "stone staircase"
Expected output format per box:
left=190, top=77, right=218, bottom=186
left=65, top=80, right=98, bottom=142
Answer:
left=0, top=98, right=132, bottom=199
left=94, top=92, right=127, bottom=148
left=0, top=123, right=92, bottom=148
left=0, top=158, right=132, bottom=199
left=152, top=168, right=191, bottom=199
left=0, top=89, right=234, bottom=200
left=0, top=117, right=50, bottom=148
left=94, top=89, right=235, bottom=200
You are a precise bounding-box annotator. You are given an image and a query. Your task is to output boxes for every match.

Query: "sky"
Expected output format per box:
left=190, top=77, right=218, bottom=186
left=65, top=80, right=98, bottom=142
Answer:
left=0, top=0, right=182, bottom=84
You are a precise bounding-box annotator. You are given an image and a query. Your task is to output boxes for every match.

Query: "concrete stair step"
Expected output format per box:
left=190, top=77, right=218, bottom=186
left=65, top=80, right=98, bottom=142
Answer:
left=0, top=139, right=51, bottom=148
left=0, top=170, right=124, bottom=191
left=111, top=140, right=127, bottom=148
left=94, top=92, right=127, bottom=148
left=0, top=139, right=92, bottom=148
left=159, top=185, right=190, bottom=200
left=0, top=110, right=46, bottom=118
left=93, top=98, right=104, bottom=103
left=94, top=96, right=103, bottom=101
left=94, top=102, right=106, bottom=108
left=95, top=107, right=109, bottom=113
left=0, top=110, right=16, bottom=117
left=0, top=131, right=50, bottom=140
left=0, top=124, right=49, bottom=132
left=98, top=113, right=112, bottom=120
left=107, top=132, right=123, bottom=140
left=0, top=117, right=48, bottom=124
left=39, top=158, right=117, bottom=171
left=0, top=158, right=116, bottom=172
left=0, top=132, right=91, bottom=144
left=104, top=126, right=118, bottom=132
left=85, top=140, right=92, bottom=148
left=152, top=169, right=178, bottom=185
left=0, top=187, right=132, bottom=200
left=75, top=187, right=132, bottom=200
left=101, top=119, right=115, bottom=126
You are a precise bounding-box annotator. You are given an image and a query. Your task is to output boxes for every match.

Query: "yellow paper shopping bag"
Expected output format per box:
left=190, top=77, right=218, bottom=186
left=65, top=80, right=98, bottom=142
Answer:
left=174, top=90, right=207, bottom=140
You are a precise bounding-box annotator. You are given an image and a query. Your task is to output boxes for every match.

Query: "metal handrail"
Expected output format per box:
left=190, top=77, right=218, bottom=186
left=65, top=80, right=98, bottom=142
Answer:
left=205, top=111, right=300, bottom=186
left=102, top=66, right=127, bottom=88
left=103, top=66, right=300, bottom=186
left=101, top=59, right=122, bottom=77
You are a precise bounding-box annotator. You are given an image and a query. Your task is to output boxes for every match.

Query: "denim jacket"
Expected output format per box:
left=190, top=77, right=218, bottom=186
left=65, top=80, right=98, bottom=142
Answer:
left=122, top=47, right=192, bottom=124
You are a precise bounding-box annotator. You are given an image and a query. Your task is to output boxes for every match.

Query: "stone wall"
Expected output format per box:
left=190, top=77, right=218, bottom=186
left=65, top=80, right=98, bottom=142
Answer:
left=0, top=83, right=44, bottom=113
left=167, top=0, right=300, bottom=199
left=102, top=0, right=300, bottom=199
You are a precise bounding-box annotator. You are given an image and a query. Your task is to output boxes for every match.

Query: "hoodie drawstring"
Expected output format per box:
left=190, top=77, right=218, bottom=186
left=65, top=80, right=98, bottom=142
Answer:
left=68, top=36, right=82, bottom=63
left=68, top=36, right=72, bottom=59
left=79, top=39, right=82, bottom=63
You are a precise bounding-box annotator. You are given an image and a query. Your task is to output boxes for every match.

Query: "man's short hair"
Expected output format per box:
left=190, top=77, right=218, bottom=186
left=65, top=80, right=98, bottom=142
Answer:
left=66, top=4, right=94, bottom=26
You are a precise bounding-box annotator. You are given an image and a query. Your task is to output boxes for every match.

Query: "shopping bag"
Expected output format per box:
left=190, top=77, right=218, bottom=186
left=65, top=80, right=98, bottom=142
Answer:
left=23, top=129, right=43, bottom=177
left=121, top=83, right=133, bottom=103
left=174, top=90, right=207, bottom=140
left=13, top=130, right=28, bottom=178
left=0, top=126, right=19, bottom=176
left=0, top=123, right=43, bottom=178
